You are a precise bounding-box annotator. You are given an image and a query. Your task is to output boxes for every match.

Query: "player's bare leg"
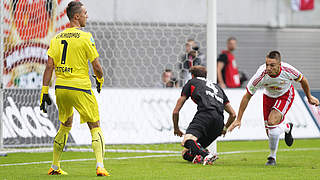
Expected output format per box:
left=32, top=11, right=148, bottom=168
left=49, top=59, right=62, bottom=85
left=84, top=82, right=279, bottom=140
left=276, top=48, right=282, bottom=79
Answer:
left=48, top=114, right=73, bottom=175
left=87, top=121, right=109, bottom=176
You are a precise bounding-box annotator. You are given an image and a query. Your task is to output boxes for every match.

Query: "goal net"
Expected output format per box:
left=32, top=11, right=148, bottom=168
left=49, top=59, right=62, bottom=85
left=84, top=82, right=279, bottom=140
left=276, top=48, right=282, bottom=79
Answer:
left=0, top=0, right=215, bottom=153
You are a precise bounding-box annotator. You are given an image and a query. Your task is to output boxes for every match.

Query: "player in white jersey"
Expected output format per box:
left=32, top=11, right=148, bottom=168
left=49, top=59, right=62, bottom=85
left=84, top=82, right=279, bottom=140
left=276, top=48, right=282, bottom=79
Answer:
left=228, top=51, right=319, bottom=166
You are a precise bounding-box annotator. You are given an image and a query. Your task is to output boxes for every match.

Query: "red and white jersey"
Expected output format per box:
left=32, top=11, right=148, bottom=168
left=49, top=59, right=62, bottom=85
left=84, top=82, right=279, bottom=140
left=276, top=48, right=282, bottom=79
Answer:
left=246, top=62, right=303, bottom=98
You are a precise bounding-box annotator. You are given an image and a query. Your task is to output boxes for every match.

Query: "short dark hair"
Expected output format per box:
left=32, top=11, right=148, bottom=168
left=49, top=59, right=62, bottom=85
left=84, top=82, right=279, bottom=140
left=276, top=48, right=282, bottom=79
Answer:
left=267, top=51, right=281, bottom=62
left=66, top=1, right=83, bottom=20
left=164, top=69, right=172, bottom=73
left=190, top=66, right=207, bottom=78
left=227, top=37, right=237, bottom=42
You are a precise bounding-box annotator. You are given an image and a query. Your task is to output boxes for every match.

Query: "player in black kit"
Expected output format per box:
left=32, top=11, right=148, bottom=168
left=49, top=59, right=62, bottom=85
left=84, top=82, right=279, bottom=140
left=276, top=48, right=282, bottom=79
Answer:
left=172, top=66, right=236, bottom=165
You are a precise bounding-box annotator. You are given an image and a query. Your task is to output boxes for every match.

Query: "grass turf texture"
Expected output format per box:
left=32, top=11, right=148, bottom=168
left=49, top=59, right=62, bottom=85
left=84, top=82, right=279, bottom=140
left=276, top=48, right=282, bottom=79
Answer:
left=0, top=139, right=319, bottom=180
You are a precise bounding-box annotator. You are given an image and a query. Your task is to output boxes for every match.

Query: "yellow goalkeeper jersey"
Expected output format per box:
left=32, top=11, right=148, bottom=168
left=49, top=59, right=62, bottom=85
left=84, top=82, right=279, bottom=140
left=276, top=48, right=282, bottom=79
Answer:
left=47, top=27, right=99, bottom=90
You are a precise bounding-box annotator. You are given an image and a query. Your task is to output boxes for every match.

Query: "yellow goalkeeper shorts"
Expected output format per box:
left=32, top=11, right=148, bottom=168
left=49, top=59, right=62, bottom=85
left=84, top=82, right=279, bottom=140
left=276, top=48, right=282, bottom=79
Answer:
left=55, top=86, right=99, bottom=124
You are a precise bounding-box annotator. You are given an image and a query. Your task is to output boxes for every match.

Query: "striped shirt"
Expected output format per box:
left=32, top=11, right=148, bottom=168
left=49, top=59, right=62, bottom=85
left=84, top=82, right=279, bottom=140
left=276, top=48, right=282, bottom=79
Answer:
left=247, top=62, right=303, bottom=98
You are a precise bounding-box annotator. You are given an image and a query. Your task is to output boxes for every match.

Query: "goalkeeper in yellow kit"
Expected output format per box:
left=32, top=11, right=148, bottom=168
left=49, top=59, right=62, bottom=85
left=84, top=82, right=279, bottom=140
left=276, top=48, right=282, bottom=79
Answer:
left=40, top=1, right=109, bottom=176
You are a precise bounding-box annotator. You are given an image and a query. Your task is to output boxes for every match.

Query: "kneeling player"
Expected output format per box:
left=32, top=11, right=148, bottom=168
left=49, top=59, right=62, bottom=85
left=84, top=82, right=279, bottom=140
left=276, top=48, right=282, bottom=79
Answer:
left=172, top=66, right=236, bottom=165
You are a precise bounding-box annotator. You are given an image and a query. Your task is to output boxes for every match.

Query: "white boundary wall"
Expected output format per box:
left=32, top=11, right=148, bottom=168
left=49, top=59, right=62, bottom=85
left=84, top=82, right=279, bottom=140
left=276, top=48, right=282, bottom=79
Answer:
left=48, top=88, right=320, bottom=145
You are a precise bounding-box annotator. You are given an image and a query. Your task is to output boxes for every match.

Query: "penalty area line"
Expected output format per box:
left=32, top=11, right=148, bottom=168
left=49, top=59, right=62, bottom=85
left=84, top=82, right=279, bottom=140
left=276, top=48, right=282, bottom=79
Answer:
left=1, top=147, right=319, bottom=167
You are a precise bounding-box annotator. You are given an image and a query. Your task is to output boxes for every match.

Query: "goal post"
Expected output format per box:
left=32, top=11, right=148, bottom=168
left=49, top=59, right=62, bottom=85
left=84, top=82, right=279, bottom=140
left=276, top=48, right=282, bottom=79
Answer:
left=0, top=0, right=5, bottom=151
left=206, top=0, right=218, bottom=154
left=0, top=0, right=220, bottom=154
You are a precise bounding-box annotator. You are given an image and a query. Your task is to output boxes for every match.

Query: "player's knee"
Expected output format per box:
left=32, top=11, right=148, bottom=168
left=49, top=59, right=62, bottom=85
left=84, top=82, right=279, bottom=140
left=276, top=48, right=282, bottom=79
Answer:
left=61, top=114, right=73, bottom=127
left=87, top=121, right=100, bottom=130
left=267, top=120, right=277, bottom=126
left=268, top=111, right=282, bottom=126
left=62, top=120, right=73, bottom=127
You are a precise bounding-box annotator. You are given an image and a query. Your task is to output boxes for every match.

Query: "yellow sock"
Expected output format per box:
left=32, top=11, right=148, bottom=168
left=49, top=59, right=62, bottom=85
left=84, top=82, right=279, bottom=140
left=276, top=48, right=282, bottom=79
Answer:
left=52, top=124, right=71, bottom=169
left=90, top=127, right=105, bottom=167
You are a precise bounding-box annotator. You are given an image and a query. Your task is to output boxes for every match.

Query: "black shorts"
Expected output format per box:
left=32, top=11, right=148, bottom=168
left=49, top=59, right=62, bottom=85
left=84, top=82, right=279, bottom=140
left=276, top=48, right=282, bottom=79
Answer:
left=186, top=110, right=224, bottom=148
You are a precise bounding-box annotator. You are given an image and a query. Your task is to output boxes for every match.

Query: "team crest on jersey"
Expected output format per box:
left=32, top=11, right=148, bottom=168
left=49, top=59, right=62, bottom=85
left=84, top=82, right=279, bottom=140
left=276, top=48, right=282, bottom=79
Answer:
left=90, top=36, right=95, bottom=46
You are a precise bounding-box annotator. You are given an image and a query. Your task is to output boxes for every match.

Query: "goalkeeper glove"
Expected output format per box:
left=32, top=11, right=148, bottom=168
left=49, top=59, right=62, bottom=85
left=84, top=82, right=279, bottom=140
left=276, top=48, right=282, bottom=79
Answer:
left=40, top=86, right=52, bottom=113
left=92, top=75, right=104, bottom=93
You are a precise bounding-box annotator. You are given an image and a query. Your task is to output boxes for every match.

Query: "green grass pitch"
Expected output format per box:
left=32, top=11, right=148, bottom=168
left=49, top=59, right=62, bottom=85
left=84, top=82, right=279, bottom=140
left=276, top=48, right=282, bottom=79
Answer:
left=0, top=139, right=319, bottom=180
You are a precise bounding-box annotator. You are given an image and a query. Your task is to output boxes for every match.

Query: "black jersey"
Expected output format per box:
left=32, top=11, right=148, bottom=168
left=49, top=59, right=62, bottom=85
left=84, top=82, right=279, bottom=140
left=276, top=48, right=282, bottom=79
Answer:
left=181, top=77, right=229, bottom=115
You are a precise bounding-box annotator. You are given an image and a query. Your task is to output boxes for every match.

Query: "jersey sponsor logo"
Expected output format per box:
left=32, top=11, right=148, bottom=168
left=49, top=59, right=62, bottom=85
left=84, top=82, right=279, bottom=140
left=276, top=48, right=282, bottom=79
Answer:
left=267, top=86, right=283, bottom=91
left=56, top=66, right=73, bottom=73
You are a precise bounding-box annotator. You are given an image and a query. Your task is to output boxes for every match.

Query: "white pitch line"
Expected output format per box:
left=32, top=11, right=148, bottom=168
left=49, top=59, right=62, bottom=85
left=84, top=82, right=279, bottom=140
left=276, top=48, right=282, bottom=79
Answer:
left=219, top=147, right=320, bottom=155
left=68, top=148, right=181, bottom=154
left=0, top=154, right=178, bottom=167
left=1, top=147, right=319, bottom=167
left=0, top=148, right=180, bottom=154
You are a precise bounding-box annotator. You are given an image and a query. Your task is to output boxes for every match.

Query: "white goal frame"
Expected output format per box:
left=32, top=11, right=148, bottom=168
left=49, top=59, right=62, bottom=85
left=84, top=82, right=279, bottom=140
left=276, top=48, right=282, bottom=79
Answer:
left=206, top=0, right=217, bottom=154
left=0, top=0, right=5, bottom=151
left=0, top=0, right=218, bottom=154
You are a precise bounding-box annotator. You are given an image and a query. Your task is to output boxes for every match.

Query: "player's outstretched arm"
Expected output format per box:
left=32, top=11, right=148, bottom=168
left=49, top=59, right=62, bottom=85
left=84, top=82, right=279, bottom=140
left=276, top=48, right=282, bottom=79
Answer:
left=40, top=56, right=54, bottom=113
left=300, top=77, right=319, bottom=106
left=228, top=92, right=252, bottom=132
left=221, top=103, right=236, bottom=136
left=172, top=96, right=187, bottom=137
left=91, top=58, right=104, bottom=93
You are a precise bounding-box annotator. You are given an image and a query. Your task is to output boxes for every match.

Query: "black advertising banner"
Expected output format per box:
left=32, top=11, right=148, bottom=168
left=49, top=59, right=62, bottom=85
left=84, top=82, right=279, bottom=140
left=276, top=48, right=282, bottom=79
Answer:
left=2, top=89, right=75, bottom=147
